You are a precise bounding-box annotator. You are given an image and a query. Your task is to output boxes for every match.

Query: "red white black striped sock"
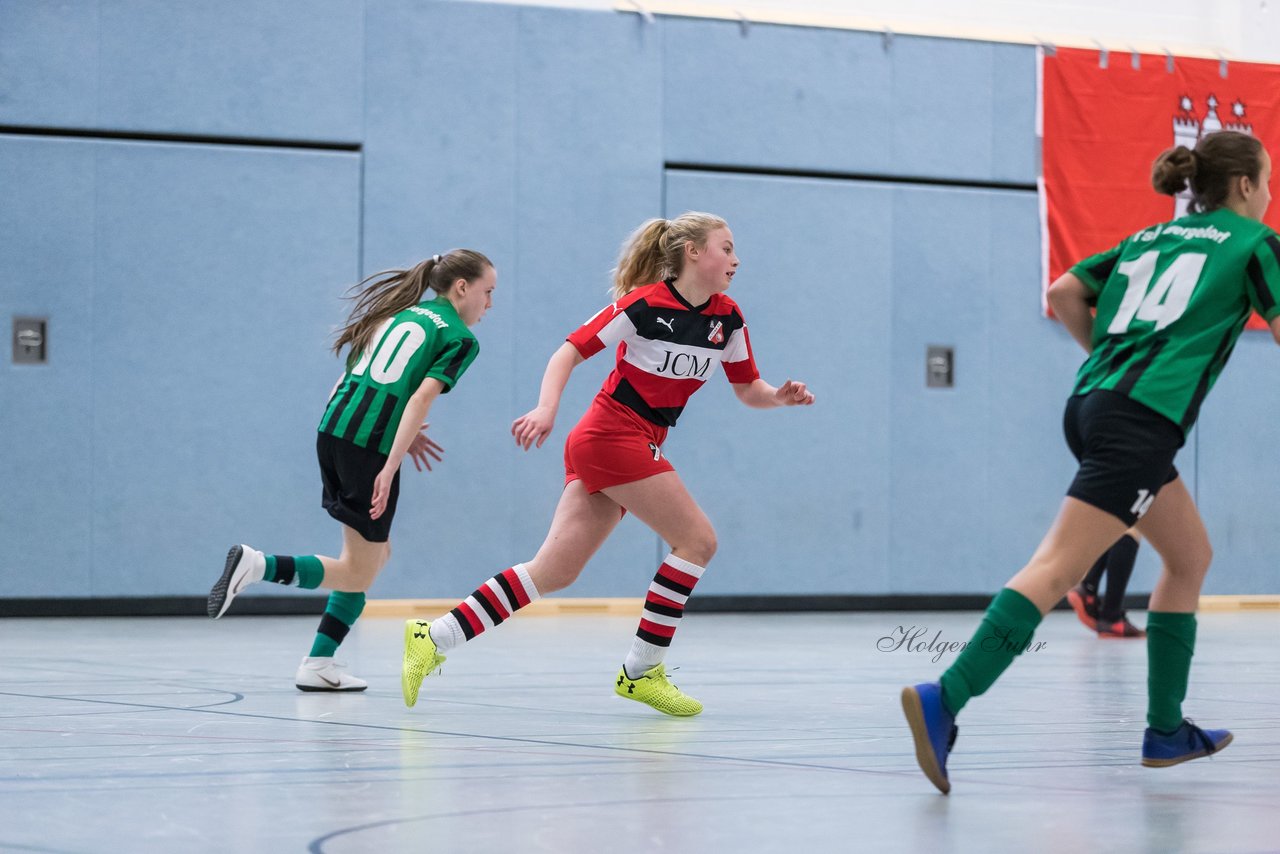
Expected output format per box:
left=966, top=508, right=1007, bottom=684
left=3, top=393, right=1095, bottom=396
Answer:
left=624, top=554, right=706, bottom=678
left=428, top=564, right=540, bottom=652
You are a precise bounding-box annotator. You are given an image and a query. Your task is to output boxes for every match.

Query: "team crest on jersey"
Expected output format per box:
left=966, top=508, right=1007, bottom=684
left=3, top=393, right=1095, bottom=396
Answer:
left=707, top=320, right=724, bottom=345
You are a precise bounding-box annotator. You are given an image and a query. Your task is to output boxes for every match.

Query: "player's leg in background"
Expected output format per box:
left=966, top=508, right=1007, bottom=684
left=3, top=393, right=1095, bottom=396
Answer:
left=1096, top=531, right=1144, bottom=637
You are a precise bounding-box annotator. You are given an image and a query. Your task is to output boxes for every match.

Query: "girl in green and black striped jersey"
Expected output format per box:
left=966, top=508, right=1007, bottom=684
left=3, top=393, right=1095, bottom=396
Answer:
left=207, top=250, right=496, bottom=692
left=903, top=130, right=1280, bottom=793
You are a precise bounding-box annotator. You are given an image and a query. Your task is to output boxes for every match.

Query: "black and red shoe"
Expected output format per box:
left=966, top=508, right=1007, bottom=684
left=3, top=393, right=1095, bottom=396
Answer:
left=1098, top=614, right=1146, bottom=638
left=1066, top=584, right=1099, bottom=632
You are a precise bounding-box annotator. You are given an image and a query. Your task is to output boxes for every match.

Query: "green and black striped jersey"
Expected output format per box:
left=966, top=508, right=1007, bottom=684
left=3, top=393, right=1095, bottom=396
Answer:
left=1070, top=208, right=1280, bottom=434
left=318, top=297, right=478, bottom=454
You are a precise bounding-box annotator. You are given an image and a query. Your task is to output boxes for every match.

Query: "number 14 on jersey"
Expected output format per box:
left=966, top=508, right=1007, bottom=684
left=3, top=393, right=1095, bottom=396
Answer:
left=1107, top=251, right=1208, bottom=334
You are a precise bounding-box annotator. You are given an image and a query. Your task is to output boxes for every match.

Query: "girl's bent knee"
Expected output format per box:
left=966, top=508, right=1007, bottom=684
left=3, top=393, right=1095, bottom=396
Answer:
left=347, top=575, right=376, bottom=593
left=528, top=561, right=581, bottom=595
left=679, top=531, right=716, bottom=567
left=1159, top=538, right=1212, bottom=580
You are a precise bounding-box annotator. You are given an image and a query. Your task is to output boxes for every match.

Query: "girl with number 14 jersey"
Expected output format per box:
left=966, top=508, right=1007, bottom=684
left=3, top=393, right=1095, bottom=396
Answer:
left=903, top=130, right=1280, bottom=794
left=1072, top=205, right=1280, bottom=432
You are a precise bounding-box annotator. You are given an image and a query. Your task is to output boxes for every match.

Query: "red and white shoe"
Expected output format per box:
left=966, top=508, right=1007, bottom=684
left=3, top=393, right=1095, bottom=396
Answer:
left=1065, top=584, right=1099, bottom=632
left=1098, top=614, right=1146, bottom=638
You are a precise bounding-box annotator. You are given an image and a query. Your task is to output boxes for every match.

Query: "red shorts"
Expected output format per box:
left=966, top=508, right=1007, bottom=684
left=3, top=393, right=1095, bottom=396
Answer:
left=564, top=393, right=674, bottom=494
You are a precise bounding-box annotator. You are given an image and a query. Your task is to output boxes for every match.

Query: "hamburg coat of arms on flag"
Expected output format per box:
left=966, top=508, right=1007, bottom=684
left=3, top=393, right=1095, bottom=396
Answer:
left=1040, top=47, right=1280, bottom=328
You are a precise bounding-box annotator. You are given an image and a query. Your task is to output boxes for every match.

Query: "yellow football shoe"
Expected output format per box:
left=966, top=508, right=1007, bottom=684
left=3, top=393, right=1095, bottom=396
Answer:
left=402, top=619, right=446, bottom=707
left=614, top=663, right=702, bottom=716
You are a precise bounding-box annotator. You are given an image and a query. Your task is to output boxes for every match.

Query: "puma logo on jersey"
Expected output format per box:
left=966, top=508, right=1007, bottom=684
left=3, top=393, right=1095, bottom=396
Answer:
left=655, top=317, right=675, bottom=333
left=707, top=320, right=724, bottom=344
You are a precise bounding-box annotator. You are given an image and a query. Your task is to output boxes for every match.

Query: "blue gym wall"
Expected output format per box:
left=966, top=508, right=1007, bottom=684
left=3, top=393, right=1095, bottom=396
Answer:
left=1, top=0, right=1274, bottom=601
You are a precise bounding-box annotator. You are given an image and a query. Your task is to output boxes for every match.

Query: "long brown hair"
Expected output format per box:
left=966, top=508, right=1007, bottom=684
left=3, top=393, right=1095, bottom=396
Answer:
left=1152, top=130, right=1265, bottom=212
left=610, top=212, right=727, bottom=299
left=332, top=249, right=492, bottom=362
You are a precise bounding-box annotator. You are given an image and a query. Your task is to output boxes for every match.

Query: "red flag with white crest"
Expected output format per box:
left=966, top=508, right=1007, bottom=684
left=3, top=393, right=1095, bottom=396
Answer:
left=1040, top=46, right=1280, bottom=328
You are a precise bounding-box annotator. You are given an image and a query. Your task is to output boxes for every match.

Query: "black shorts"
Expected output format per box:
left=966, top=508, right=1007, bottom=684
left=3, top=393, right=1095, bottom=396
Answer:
left=1062, top=390, right=1183, bottom=526
left=316, top=431, right=399, bottom=543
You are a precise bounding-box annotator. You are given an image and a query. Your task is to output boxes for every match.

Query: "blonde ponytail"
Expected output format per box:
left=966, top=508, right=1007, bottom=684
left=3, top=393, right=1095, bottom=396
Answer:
left=611, top=218, right=669, bottom=298
left=609, top=211, right=728, bottom=299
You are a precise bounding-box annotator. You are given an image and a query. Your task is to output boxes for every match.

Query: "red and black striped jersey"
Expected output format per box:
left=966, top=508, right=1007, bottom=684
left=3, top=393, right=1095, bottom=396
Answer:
left=566, top=279, right=760, bottom=427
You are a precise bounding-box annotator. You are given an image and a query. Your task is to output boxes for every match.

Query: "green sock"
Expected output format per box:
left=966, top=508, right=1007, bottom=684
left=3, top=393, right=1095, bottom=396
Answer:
left=309, top=591, right=367, bottom=658
left=939, top=587, right=1043, bottom=716
left=263, top=555, right=325, bottom=589
left=1146, top=611, right=1197, bottom=732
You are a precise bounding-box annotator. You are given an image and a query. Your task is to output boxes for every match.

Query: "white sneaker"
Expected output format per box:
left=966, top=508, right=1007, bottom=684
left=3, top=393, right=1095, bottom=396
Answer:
left=295, top=657, right=368, bottom=692
left=207, top=544, right=266, bottom=619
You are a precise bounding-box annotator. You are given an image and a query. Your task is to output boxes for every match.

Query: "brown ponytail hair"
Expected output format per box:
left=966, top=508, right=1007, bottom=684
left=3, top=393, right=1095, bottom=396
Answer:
left=1152, top=130, right=1265, bottom=213
left=610, top=211, right=728, bottom=299
left=332, top=249, right=493, bottom=361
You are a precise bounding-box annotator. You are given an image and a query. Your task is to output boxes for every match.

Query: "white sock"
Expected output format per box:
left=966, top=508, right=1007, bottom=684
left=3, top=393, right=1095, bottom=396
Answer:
left=624, top=637, right=666, bottom=680
left=428, top=616, right=465, bottom=652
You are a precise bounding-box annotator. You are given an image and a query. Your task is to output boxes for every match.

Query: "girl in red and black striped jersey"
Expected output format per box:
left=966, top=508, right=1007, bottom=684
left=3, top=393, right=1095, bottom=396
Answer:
left=402, top=212, right=815, bottom=716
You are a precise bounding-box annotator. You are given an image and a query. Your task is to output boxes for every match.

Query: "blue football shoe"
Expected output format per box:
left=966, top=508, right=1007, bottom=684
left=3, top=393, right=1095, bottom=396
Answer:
left=901, top=681, right=958, bottom=794
left=1142, top=719, right=1232, bottom=767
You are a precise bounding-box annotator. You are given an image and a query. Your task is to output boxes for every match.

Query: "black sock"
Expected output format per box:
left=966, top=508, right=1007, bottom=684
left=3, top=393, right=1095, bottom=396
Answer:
left=1082, top=551, right=1107, bottom=596
left=1099, top=534, right=1140, bottom=622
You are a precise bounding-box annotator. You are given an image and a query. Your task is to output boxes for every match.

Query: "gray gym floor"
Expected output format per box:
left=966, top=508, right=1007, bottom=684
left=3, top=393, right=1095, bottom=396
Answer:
left=3, top=610, right=1277, bottom=853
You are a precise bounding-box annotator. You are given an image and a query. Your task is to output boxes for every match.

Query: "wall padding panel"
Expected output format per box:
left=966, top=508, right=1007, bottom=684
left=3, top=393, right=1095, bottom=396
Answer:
left=0, top=0, right=363, bottom=141
left=661, top=19, right=1037, bottom=184
left=0, top=136, right=360, bottom=596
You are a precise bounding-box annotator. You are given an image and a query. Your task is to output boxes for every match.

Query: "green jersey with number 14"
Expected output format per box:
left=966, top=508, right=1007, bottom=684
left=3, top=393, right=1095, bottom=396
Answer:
left=317, top=296, right=479, bottom=455
left=1070, top=207, right=1280, bottom=434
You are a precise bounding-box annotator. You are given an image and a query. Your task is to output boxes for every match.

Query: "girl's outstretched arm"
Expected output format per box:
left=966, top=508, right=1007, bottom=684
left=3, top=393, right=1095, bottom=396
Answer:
left=732, top=378, right=815, bottom=409
left=512, top=342, right=586, bottom=449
